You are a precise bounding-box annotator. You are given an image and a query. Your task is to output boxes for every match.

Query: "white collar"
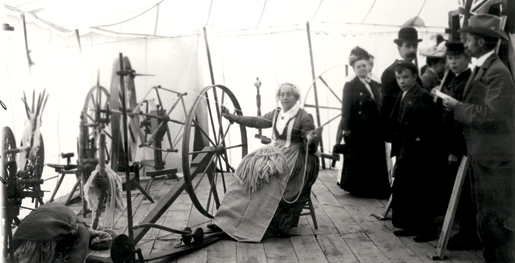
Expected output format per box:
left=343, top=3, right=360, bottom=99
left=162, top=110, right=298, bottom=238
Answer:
left=475, top=50, right=494, bottom=67
left=275, top=103, right=300, bottom=135
left=279, top=103, right=300, bottom=120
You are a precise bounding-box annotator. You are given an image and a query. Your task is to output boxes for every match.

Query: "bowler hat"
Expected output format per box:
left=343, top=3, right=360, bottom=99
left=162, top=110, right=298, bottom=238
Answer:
left=394, top=27, right=423, bottom=45
left=445, top=42, right=466, bottom=56
left=458, top=14, right=508, bottom=40
left=394, top=60, right=418, bottom=75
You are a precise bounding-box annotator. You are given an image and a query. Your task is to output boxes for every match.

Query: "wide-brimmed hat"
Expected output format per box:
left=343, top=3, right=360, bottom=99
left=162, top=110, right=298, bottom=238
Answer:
left=458, top=14, right=508, bottom=40
left=394, top=27, right=423, bottom=45
left=419, top=41, right=447, bottom=58
left=445, top=41, right=466, bottom=56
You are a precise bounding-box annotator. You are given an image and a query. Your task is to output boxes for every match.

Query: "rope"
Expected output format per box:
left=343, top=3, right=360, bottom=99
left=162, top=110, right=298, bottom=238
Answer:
left=360, top=0, right=377, bottom=24
left=281, top=142, right=309, bottom=204
left=255, top=0, right=268, bottom=28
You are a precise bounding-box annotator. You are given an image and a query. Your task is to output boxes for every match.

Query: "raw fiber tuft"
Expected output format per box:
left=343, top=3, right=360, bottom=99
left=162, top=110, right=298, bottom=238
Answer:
left=235, top=144, right=287, bottom=194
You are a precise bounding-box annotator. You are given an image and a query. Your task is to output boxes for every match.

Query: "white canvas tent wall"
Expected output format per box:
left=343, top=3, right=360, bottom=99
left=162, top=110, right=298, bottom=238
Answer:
left=1, top=0, right=457, bottom=206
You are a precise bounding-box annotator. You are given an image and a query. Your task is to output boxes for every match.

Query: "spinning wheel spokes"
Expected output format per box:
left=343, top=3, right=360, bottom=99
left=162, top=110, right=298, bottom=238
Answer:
left=182, top=85, right=247, bottom=218
left=303, top=65, right=345, bottom=160
left=82, top=85, right=112, bottom=163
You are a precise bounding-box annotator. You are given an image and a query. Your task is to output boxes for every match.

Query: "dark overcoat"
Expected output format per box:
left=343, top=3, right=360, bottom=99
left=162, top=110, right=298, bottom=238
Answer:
left=380, top=60, right=423, bottom=142
left=338, top=76, right=390, bottom=198
left=389, top=83, right=441, bottom=229
left=420, top=68, right=441, bottom=93
left=453, top=53, right=515, bottom=259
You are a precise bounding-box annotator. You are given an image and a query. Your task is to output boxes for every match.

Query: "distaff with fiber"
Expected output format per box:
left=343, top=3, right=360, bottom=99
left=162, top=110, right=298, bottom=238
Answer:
left=211, top=82, right=321, bottom=242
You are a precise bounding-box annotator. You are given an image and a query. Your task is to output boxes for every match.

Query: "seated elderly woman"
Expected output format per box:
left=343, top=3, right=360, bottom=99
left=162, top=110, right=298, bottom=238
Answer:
left=212, top=82, right=320, bottom=242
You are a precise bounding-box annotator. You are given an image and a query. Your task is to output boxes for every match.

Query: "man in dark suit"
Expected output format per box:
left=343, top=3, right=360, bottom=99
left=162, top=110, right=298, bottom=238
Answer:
left=389, top=61, right=440, bottom=243
left=442, top=14, right=515, bottom=263
left=381, top=27, right=423, bottom=142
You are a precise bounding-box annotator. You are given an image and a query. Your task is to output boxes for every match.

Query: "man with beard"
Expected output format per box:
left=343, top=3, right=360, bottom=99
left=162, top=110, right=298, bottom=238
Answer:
left=442, top=14, right=515, bottom=262
left=381, top=27, right=423, bottom=142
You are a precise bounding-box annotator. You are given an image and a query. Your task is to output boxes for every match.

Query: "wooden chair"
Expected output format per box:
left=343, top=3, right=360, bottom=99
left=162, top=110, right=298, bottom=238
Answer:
left=301, top=194, right=318, bottom=229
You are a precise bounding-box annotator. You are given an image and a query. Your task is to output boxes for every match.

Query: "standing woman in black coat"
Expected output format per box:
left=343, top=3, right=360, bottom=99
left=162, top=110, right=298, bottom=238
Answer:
left=336, top=46, right=391, bottom=198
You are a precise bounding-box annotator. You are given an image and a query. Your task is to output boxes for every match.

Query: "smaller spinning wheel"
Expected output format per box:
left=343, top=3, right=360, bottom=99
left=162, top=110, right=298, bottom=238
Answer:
left=2, top=126, right=45, bottom=260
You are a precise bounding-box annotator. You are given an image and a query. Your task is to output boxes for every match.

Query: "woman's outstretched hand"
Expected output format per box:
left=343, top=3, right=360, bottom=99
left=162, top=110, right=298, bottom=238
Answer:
left=221, top=106, right=234, bottom=123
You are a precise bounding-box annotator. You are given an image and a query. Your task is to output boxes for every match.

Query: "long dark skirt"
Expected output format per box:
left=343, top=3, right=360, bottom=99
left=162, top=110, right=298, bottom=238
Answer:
left=263, top=153, right=320, bottom=238
left=340, top=136, right=390, bottom=199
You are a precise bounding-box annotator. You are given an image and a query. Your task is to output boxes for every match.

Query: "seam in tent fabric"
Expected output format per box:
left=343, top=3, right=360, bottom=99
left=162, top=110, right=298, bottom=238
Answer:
left=255, top=0, right=268, bottom=29
left=310, top=0, right=324, bottom=21
left=93, top=1, right=164, bottom=28
left=360, top=0, right=377, bottom=24
left=416, top=0, right=428, bottom=19
left=154, top=4, right=160, bottom=36
left=205, top=0, right=214, bottom=27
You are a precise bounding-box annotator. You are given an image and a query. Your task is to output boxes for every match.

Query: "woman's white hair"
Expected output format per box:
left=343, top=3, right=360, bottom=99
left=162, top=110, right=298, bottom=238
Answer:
left=275, top=82, right=301, bottom=102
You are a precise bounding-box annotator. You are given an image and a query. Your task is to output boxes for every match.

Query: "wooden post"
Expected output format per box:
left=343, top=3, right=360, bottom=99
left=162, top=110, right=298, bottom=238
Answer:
left=203, top=27, right=215, bottom=85
left=306, top=21, right=326, bottom=169
left=431, top=157, right=468, bottom=260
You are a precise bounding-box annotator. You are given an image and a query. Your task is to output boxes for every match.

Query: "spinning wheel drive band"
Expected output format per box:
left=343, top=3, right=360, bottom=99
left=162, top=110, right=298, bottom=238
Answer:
left=81, top=85, right=112, bottom=163
left=110, top=56, right=139, bottom=172
left=182, top=85, right=247, bottom=218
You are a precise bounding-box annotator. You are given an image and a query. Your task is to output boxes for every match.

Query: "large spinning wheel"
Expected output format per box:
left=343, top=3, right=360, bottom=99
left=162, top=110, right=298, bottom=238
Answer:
left=110, top=56, right=139, bottom=172
left=303, top=65, right=345, bottom=167
left=182, top=84, right=248, bottom=218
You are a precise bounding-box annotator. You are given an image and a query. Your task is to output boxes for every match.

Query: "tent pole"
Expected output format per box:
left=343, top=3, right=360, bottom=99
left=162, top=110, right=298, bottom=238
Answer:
left=22, top=14, right=31, bottom=76
left=306, top=21, right=326, bottom=169
left=203, top=27, right=215, bottom=85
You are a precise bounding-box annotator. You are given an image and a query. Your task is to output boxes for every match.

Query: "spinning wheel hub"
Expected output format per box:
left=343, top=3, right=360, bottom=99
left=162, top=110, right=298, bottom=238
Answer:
left=110, top=234, right=135, bottom=263
left=213, top=145, right=226, bottom=155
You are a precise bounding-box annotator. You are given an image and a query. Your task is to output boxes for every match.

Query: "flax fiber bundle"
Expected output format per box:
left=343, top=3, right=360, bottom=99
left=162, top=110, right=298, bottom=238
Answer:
left=235, top=144, right=288, bottom=194
left=84, top=165, right=124, bottom=229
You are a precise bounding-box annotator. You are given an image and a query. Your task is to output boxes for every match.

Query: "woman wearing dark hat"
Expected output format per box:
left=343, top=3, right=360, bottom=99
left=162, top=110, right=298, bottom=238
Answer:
left=336, top=46, right=391, bottom=198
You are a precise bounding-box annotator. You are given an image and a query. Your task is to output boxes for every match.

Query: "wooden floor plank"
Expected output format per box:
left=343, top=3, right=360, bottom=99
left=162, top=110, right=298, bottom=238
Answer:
left=263, top=238, right=299, bottom=263
left=207, top=239, right=237, bottom=263
left=236, top=242, right=267, bottom=263
left=359, top=221, right=424, bottom=263
left=341, top=232, right=390, bottom=263
left=290, top=234, right=329, bottom=263
left=71, top=169, right=488, bottom=263
left=311, top=181, right=362, bottom=234
left=316, top=234, right=359, bottom=263
left=306, top=193, right=340, bottom=235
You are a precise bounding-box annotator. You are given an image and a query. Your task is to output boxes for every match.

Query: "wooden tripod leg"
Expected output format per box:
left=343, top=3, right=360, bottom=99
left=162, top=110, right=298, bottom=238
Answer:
left=371, top=177, right=394, bottom=221
left=49, top=173, right=66, bottom=203
left=431, top=157, right=468, bottom=260
left=65, top=180, right=81, bottom=206
left=133, top=178, right=155, bottom=203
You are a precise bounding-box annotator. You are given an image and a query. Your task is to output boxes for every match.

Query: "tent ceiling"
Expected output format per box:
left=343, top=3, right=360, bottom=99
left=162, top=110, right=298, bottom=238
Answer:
left=4, top=0, right=458, bottom=36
